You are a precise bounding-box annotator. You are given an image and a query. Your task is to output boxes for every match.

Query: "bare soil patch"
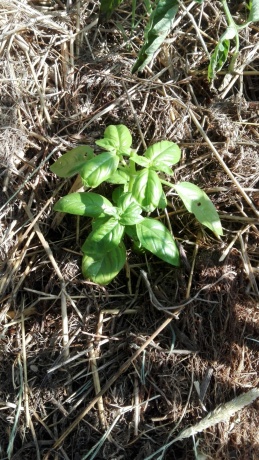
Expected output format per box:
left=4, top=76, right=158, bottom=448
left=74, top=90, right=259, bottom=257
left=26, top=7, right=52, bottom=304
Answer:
left=0, top=1, right=258, bottom=459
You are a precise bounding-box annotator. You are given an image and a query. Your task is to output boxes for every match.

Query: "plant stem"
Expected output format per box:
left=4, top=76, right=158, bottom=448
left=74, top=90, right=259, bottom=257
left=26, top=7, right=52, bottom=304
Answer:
left=160, top=178, right=175, bottom=189
left=220, top=0, right=235, bottom=27
left=128, top=151, right=137, bottom=192
left=220, top=0, right=239, bottom=72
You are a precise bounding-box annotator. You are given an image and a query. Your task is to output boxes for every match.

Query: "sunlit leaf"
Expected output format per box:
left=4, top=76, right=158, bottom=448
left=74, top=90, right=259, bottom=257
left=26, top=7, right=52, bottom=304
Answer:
left=80, top=152, right=119, bottom=188
left=96, top=125, right=132, bottom=155
left=174, top=182, right=223, bottom=236
left=132, top=169, right=162, bottom=212
left=136, top=218, right=179, bottom=266
left=106, top=168, right=130, bottom=185
left=117, top=192, right=143, bottom=225
left=82, top=243, right=126, bottom=285
left=144, top=141, right=181, bottom=173
left=158, top=190, right=167, bottom=209
left=208, top=38, right=230, bottom=81
left=81, top=217, right=124, bottom=255
left=132, top=0, right=179, bottom=73
left=53, top=192, right=112, bottom=217
left=50, top=146, right=93, bottom=178
left=248, top=0, right=259, bottom=22
left=130, top=153, right=151, bottom=168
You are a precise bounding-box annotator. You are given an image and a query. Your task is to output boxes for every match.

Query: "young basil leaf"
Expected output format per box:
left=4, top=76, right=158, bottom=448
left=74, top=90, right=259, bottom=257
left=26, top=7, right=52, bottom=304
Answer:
left=91, top=216, right=111, bottom=231
left=53, top=192, right=113, bottom=217
left=136, top=218, right=179, bottom=266
left=81, top=217, right=124, bottom=255
left=208, top=37, right=230, bottom=81
left=112, top=186, right=124, bottom=205
left=144, top=141, right=181, bottom=173
left=120, top=207, right=144, bottom=226
left=82, top=243, right=126, bottom=285
left=132, top=169, right=162, bottom=212
left=248, top=0, right=259, bottom=22
left=117, top=192, right=138, bottom=211
left=80, top=152, right=119, bottom=188
left=106, top=168, right=130, bottom=185
left=174, top=182, right=223, bottom=236
left=130, top=153, right=151, bottom=168
left=125, top=224, right=138, bottom=241
left=101, top=205, right=120, bottom=218
left=96, top=125, right=132, bottom=155
left=125, top=225, right=146, bottom=253
left=95, top=138, right=117, bottom=153
left=117, top=192, right=143, bottom=225
left=158, top=190, right=167, bottom=210
left=50, top=145, right=94, bottom=178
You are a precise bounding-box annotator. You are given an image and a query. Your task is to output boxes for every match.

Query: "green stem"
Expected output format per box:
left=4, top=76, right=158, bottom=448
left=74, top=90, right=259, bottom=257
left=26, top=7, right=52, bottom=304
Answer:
left=128, top=152, right=137, bottom=192
left=220, top=0, right=239, bottom=72
left=220, top=0, right=235, bottom=27
left=160, top=178, right=175, bottom=189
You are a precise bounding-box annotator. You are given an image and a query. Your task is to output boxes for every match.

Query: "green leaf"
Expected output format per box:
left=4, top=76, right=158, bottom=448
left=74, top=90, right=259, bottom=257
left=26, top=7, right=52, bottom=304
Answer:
left=96, top=125, right=132, bottom=155
left=91, top=216, right=110, bottom=231
left=132, top=169, right=162, bottom=212
left=117, top=192, right=143, bottom=225
left=207, top=24, right=237, bottom=81
left=99, top=0, right=124, bottom=21
left=174, top=182, right=223, bottom=236
left=112, top=186, right=124, bottom=205
left=158, top=190, right=167, bottom=209
left=81, top=218, right=124, bottom=255
left=208, top=38, right=230, bottom=81
left=248, top=0, right=259, bottom=22
left=53, top=192, right=113, bottom=217
left=106, top=168, right=130, bottom=185
left=95, top=139, right=118, bottom=153
left=130, top=153, right=151, bottom=168
left=132, top=0, right=179, bottom=73
left=125, top=224, right=138, bottom=241
left=144, top=141, right=181, bottom=173
left=82, top=243, right=126, bottom=285
left=80, top=152, right=119, bottom=188
left=136, top=218, right=179, bottom=266
left=125, top=225, right=144, bottom=252
left=50, top=145, right=94, bottom=178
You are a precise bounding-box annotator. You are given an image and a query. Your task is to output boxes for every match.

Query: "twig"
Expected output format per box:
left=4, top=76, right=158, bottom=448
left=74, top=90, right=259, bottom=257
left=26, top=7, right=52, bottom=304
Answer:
left=47, top=316, right=173, bottom=453
left=89, top=312, right=107, bottom=431
left=21, top=305, right=41, bottom=460
left=23, top=205, right=69, bottom=357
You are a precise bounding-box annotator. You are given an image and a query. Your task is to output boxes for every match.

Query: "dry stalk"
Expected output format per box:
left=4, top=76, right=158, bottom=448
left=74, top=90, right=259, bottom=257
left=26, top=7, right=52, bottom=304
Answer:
left=89, top=311, right=107, bottom=431
left=185, top=105, right=259, bottom=218
left=239, top=233, right=259, bottom=297
left=146, top=388, right=259, bottom=460
left=23, top=205, right=69, bottom=358
left=47, top=316, right=173, bottom=453
left=134, top=375, right=140, bottom=436
left=21, top=306, right=41, bottom=460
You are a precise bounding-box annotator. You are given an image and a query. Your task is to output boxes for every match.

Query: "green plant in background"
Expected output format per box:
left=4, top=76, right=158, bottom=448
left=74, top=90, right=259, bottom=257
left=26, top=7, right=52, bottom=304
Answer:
left=99, top=0, right=259, bottom=80
left=208, top=0, right=259, bottom=80
left=50, top=125, right=222, bottom=285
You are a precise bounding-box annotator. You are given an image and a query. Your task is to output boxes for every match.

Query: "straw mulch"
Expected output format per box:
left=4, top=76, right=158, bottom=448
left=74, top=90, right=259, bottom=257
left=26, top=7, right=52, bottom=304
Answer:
left=0, top=1, right=259, bottom=459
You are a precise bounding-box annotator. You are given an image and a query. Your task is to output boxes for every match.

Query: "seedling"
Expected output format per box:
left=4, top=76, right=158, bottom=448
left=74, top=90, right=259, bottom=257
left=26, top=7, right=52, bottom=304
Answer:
left=50, top=125, right=222, bottom=285
left=99, top=0, right=259, bottom=80
left=208, top=0, right=259, bottom=80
